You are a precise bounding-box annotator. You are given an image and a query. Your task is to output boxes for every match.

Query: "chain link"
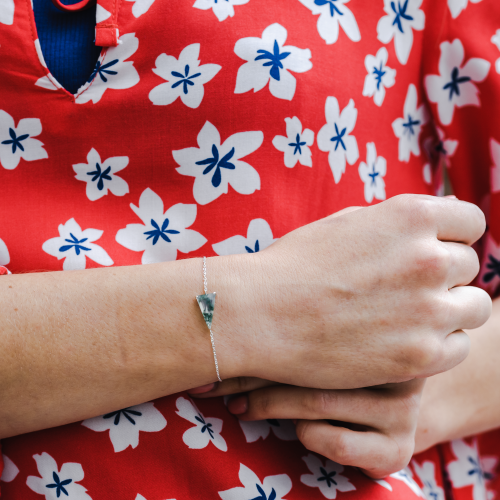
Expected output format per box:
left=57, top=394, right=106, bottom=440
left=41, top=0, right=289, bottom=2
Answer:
left=202, top=257, right=221, bottom=382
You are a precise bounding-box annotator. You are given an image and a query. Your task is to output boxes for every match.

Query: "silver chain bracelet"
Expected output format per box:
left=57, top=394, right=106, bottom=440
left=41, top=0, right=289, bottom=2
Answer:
left=196, top=257, right=222, bottom=382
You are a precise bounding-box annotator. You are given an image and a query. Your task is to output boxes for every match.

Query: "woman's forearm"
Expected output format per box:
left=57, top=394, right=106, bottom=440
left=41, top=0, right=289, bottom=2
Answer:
left=0, top=257, right=248, bottom=438
left=416, top=295, right=500, bottom=452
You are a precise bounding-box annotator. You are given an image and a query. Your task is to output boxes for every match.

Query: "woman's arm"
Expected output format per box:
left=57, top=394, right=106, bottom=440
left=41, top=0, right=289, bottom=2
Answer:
left=0, top=195, right=488, bottom=440
left=415, top=295, right=500, bottom=453
left=0, top=257, right=249, bottom=438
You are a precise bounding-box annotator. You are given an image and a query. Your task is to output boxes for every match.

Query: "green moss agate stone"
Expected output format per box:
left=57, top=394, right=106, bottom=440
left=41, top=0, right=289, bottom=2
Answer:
left=196, top=292, right=216, bottom=330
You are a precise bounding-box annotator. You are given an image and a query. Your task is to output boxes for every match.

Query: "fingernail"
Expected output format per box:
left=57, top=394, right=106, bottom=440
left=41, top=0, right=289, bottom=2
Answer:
left=188, top=383, right=217, bottom=395
left=228, top=395, right=248, bottom=415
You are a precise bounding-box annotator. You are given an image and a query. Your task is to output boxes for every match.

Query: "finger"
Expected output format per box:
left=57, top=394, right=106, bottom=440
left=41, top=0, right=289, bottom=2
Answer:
left=188, top=377, right=276, bottom=398
left=296, top=420, right=413, bottom=478
left=433, top=198, right=485, bottom=245
left=443, top=241, right=480, bottom=288
left=448, top=286, right=492, bottom=331
left=227, top=385, right=417, bottom=431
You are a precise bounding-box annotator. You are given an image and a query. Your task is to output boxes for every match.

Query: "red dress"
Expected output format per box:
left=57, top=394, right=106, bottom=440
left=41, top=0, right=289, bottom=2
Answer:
left=1, top=0, right=500, bottom=498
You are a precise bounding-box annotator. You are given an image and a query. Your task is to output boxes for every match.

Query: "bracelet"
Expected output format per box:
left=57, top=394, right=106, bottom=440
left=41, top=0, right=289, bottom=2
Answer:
left=196, top=257, right=222, bottom=382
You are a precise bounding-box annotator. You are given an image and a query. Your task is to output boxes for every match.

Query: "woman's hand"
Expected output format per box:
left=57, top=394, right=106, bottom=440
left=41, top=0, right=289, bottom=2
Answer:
left=217, top=194, right=490, bottom=389
left=193, top=379, right=425, bottom=479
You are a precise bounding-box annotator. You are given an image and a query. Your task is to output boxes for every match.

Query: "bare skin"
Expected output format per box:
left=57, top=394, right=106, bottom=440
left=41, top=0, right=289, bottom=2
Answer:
left=191, top=300, right=500, bottom=478
left=415, top=295, right=500, bottom=453
left=0, top=194, right=490, bottom=441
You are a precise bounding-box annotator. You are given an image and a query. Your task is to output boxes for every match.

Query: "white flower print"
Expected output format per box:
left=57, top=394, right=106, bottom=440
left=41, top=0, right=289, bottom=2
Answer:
left=412, top=460, right=445, bottom=500
left=173, top=121, right=263, bottom=205
left=193, top=0, right=249, bottom=22
left=390, top=467, right=425, bottom=497
left=96, top=4, right=111, bottom=22
left=213, top=219, right=277, bottom=256
left=300, top=454, right=355, bottom=499
left=0, top=0, right=14, bottom=25
left=362, top=47, right=396, bottom=106
left=491, top=30, right=500, bottom=75
left=149, top=44, right=221, bottom=109
left=0, top=110, right=47, bottom=170
left=239, top=419, right=297, bottom=443
left=26, top=452, right=92, bottom=500
left=0, top=238, right=10, bottom=266
left=377, top=0, right=425, bottom=65
left=317, top=96, right=359, bottom=184
left=125, top=0, right=155, bottom=18
left=1, top=455, right=19, bottom=483
left=116, top=188, right=207, bottom=264
left=73, top=148, right=129, bottom=201
left=358, top=143, right=386, bottom=204
left=219, top=463, right=292, bottom=500
left=82, top=402, right=167, bottom=453
left=42, top=219, right=114, bottom=271
left=234, top=23, right=312, bottom=101
left=272, top=117, right=314, bottom=168
left=392, top=84, right=428, bottom=162
left=297, top=0, right=360, bottom=45
left=448, top=0, right=483, bottom=19
left=425, top=39, right=490, bottom=126
left=175, top=397, right=227, bottom=451
left=433, top=127, right=458, bottom=168
left=447, top=439, right=498, bottom=500
left=76, top=33, right=140, bottom=104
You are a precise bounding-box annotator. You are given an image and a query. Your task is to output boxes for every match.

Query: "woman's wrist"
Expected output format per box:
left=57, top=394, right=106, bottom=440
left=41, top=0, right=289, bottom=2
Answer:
left=206, top=253, right=266, bottom=381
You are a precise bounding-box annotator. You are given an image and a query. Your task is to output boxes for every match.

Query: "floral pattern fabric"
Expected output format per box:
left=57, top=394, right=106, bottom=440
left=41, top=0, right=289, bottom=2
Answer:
left=1, top=0, right=500, bottom=499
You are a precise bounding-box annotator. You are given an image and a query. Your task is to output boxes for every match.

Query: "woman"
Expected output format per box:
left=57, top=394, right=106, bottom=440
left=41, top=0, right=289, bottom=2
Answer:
left=0, top=0, right=498, bottom=498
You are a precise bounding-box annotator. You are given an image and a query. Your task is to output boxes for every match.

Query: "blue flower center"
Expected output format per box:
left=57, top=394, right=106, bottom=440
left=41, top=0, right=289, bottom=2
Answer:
left=373, top=62, right=386, bottom=91
left=144, top=218, right=180, bottom=245
left=1, top=128, right=29, bottom=154
left=59, top=233, right=91, bottom=256
left=88, top=58, right=119, bottom=83
left=46, top=471, right=72, bottom=498
left=484, top=254, right=500, bottom=283
left=330, top=123, right=347, bottom=151
left=289, top=133, right=307, bottom=155
left=255, top=40, right=291, bottom=81
left=171, top=64, right=202, bottom=95
left=103, top=407, right=143, bottom=425
left=318, top=466, right=338, bottom=487
left=196, top=144, right=236, bottom=188
left=195, top=414, right=215, bottom=439
left=369, top=164, right=380, bottom=185
left=245, top=240, right=260, bottom=253
left=443, top=66, right=471, bottom=100
left=87, top=162, right=112, bottom=191
left=251, top=484, right=277, bottom=500
left=391, top=0, right=413, bottom=33
left=402, top=114, right=420, bottom=136
left=314, top=0, right=343, bottom=17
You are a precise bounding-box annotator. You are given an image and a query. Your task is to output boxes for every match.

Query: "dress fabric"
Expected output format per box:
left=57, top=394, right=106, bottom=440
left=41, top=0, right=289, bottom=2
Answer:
left=1, top=0, right=500, bottom=498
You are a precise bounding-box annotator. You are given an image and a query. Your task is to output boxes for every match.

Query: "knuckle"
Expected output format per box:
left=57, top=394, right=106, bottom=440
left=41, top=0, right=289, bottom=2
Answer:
left=327, top=432, right=355, bottom=465
left=394, top=194, right=436, bottom=227
left=310, top=390, right=337, bottom=416
left=251, top=389, right=274, bottom=417
left=405, top=335, right=445, bottom=376
left=233, top=377, right=253, bottom=393
left=413, top=243, right=451, bottom=280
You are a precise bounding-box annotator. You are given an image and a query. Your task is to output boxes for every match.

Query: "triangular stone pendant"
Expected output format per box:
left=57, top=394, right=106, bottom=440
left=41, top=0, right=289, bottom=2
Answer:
left=196, top=292, right=216, bottom=330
